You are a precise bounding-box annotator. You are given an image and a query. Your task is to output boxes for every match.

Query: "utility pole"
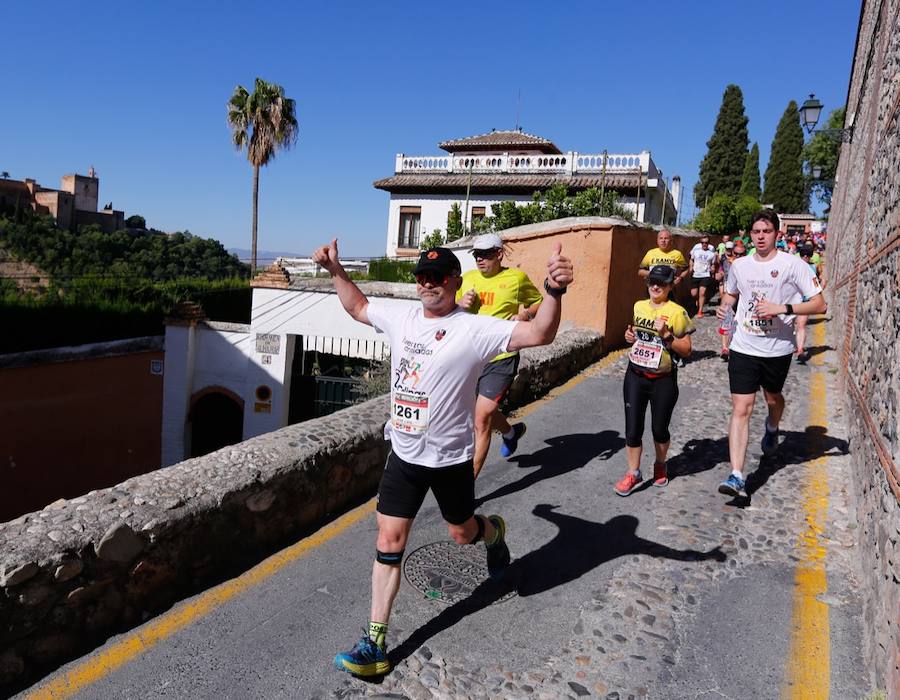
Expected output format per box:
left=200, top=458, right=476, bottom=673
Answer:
left=463, top=161, right=474, bottom=233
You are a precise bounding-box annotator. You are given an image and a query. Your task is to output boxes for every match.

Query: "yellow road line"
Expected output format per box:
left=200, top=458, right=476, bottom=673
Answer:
left=785, top=318, right=830, bottom=699
left=25, top=349, right=626, bottom=698
left=23, top=499, right=377, bottom=700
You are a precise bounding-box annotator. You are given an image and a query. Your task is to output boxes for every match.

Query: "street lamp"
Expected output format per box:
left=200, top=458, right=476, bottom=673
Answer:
left=798, top=94, right=853, bottom=142
left=811, top=164, right=823, bottom=180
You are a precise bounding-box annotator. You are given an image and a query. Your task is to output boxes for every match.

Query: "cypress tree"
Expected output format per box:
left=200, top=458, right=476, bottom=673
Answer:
left=763, top=101, right=808, bottom=213
left=740, top=143, right=761, bottom=200
left=694, top=84, right=750, bottom=208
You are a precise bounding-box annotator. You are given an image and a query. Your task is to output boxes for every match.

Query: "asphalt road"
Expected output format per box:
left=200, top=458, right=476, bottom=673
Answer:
left=17, top=335, right=868, bottom=699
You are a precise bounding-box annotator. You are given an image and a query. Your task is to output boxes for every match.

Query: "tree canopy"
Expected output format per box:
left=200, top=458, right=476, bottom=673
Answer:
left=227, top=78, right=298, bottom=272
left=691, top=194, right=762, bottom=235
left=802, top=106, right=845, bottom=215
left=763, top=100, right=808, bottom=213
left=739, top=143, right=762, bottom=200
left=694, top=84, right=750, bottom=207
left=0, top=214, right=248, bottom=283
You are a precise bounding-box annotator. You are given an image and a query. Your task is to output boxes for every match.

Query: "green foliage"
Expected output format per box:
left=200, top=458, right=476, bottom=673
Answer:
left=227, top=77, right=299, bottom=271
left=366, top=257, right=416, bottom=283
left=125, top=214, right=146, bottom=229
left=478, top=186, right=632, bottom=232
left=740, top=143, right=762, bottom=200
left=695, top=84, right=750, bottom=207
left=0, top=277, right=251, bottom=353
left=446, top=203, right=464, bottom=241
left=763, top=100, right=808, bottom=213
left=0, top=215, right=249, bottom=282
left=420, top=228, right=445, bottom=250
left=802, top=106, right=845, bottom=214
left=692, top=194, right=762, bottom=235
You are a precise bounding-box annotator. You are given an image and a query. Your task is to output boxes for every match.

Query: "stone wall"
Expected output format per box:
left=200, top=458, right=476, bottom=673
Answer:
left=0, top=328, right=602, bottom=693
left=826, top=2, right=900, bottom=696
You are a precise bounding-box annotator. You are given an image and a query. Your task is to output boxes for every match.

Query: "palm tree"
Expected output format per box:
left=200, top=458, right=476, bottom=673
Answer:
left=227, top=78, right=298, bottom=273
left=0, top=172, right=9, bottom=179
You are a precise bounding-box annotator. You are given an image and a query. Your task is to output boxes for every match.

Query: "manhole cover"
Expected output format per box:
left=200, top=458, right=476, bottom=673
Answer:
left=403, top=541, right=517, bottom=605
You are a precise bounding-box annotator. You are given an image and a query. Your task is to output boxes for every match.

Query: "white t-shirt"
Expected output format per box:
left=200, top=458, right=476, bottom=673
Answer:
left=691, top=247, right=717, bottom=278
left=366, top=299, right=516, bottom=467
left=725, top=251, right=821, bottom=357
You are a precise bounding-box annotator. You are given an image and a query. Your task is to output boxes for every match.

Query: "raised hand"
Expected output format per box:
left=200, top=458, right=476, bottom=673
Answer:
left=458, top=288, right=478, bottom=311
left=312, top=238, right=341, bottom=275
left=625, top=324, right=636, bottom=344
left=546, top=242, right=573, bottom=289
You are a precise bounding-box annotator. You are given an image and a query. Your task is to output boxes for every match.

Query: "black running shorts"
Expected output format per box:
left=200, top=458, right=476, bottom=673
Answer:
left=728, top=349, right=793, bottom=394
left=690, top=276, right=716, bottom=290
left=476, top=355, right=519, bottom=402
left=376, top=452, right=475, bottom=524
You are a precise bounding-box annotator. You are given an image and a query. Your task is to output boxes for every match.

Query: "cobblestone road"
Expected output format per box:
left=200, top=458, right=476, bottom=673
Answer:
left=330, top=314, right=868, bottom=700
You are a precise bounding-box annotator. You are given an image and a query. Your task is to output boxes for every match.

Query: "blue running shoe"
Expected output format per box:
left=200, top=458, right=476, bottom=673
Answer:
left=500, top=423, right=526, bottom=458
left=761, top=423, right=779, bottom=456
left=485, top=514, right=510, bottom=581
left=334, top=634, right=390, bottom=676
left=718, top=474, right=747, bottom=498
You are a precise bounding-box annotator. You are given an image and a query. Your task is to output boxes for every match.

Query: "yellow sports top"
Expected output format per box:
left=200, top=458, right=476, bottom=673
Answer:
left=639, top=248, right=687, bottom=270
left=456, top=267, right=543, bottom=362
left=631, top=299, right=694, bottom=374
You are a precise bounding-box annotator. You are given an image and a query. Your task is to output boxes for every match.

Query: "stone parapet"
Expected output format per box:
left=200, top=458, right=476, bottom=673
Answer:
left=0, top=328, right=601, bottom=692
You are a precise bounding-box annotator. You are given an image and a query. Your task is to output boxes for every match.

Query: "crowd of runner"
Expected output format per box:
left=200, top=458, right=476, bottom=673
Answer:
left=313, top=211, right=827, bottom=677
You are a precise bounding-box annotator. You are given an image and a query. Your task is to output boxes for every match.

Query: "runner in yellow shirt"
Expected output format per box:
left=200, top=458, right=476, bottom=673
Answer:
left=638, top=229, right=689, bottom=285
left=456, top=233, right=544, bottom=478
left=615, top=265, right=694, bottom=496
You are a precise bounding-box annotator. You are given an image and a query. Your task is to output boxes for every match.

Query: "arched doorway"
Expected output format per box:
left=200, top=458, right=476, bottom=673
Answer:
left=189, top=389, right=243, bottom=458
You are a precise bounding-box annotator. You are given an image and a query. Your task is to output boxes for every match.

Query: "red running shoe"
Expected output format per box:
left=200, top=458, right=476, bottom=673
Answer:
left=614, top=471, right=643, bottom=496
left=653, top=461, right=669, bottom=487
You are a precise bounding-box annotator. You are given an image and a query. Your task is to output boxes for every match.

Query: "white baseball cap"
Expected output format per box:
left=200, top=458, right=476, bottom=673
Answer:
left=725, top=241, right=735, bottom=249
left=471, top=233, right=503, bottom=252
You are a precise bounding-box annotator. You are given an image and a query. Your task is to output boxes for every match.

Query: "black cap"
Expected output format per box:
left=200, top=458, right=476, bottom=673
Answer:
left=647, top=265, right=676, bottom=285
left=799, top=244, right=814, bottom=257
left=413, top=247, right=461, bottom=276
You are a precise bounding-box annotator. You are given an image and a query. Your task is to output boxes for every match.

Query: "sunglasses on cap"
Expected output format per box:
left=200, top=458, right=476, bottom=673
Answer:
left=472, top=248, right=499, bottom=260
left=415, top=271, right=453, bottom=286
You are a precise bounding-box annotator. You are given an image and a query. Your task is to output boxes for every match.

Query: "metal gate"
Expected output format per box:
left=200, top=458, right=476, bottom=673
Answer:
left=313, top=375, right=360, bottom=417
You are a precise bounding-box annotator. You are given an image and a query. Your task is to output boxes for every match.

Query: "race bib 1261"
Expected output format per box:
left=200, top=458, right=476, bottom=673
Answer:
left=391, top=391, right=429, bottom=434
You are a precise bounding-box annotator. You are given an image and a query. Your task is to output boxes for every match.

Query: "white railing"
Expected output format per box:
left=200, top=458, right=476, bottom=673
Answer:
left=394, top=151, right=650, bottom=175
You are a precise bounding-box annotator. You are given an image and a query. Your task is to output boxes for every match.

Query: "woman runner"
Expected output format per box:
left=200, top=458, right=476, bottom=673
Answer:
left=615, top=265, right=695, bottom=496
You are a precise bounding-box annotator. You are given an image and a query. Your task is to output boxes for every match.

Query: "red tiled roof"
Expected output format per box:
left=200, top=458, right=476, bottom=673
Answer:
left=439, top=130, right=561, bottom=154
left=373, top=173, right=642, bottom=194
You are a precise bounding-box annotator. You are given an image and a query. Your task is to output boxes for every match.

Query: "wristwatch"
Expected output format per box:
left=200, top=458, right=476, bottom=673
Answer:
left=544, top=278, right=567, bottom=297
left=784, top=303, right=794, bottom=315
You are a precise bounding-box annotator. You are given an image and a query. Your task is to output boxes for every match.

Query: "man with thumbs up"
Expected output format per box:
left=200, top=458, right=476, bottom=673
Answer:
left=313, top=237, right=572, bottom=677
left=456, top=233, right=544, bottom=478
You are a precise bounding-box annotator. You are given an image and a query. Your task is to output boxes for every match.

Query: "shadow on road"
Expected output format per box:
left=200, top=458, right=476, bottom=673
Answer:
left=475, top=431, right=624, bottom=508
left=388, top=504, right=725, bottom=669
left=667, top=436, right=730, bottom=481
left=727, top=425, right=849, bottom=506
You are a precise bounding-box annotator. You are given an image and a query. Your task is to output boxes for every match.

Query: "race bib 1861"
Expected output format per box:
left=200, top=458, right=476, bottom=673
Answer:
left=629, top=339, right=663, bottom=369
left=391, top=391, right=429, bottom=434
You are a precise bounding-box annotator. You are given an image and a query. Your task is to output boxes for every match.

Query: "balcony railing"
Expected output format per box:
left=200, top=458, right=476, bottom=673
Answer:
left=394, top=151, right=652, bottom=176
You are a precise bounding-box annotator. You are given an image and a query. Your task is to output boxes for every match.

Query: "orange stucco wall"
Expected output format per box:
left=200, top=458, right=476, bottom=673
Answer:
left=498, top=219, right=703, bottom=347
left=0, top=351, right=163, bottom=522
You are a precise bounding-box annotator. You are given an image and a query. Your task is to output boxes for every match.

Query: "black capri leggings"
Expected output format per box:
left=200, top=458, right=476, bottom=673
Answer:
left=623, top=366, right=679, bottom=447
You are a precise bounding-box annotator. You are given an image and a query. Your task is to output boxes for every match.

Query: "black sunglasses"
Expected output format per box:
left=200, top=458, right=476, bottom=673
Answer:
left=415, top=271, right=452, bottom=286
left=472, top=249, right=499, bottom=260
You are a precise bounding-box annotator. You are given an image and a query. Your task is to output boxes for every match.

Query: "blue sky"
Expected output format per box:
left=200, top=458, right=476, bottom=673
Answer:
left=3, top=1, right=859, bottom=258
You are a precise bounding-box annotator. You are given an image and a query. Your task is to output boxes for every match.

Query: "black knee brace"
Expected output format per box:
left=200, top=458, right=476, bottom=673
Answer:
left=376, top=549, right=404, bottom=566
left=468, top=515, right=486, bottom=545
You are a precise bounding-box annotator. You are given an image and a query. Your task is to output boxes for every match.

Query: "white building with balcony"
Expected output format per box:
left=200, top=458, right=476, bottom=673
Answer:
left=374, top=129, right=680, bottom=258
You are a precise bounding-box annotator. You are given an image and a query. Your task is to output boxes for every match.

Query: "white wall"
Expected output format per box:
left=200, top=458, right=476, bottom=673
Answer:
left=385, top=193, right=531, bottom=257
left=161, top=324, right=252, bottom=466
left=242, top=287, right=418, bottom=439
